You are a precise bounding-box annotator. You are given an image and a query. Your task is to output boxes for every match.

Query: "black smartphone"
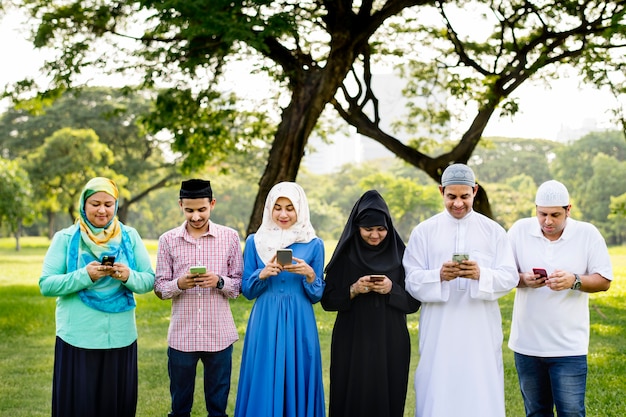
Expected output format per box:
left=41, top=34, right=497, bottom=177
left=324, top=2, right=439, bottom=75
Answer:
left=533, top=268, right=548, bottom=278
left=369, top=275, right=385, bottom=282
left=276, top=249, right=293, bottom=266
left=101, top=255, right=116, bottom=266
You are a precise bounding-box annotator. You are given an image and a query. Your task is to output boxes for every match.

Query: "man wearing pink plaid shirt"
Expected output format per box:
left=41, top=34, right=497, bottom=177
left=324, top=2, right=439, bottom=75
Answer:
left=155, top=179, right=243, bottom=417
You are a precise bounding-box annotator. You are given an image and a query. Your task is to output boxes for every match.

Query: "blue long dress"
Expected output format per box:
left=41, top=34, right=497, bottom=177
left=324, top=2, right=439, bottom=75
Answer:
left=234, top=235, right=326, bottom=417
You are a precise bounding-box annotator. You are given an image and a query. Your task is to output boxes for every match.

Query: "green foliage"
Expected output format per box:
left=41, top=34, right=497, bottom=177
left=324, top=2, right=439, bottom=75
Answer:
left=580, top=154, right=626, bottom=244
left=24, top=127, right=120, bottom=221
left=7, top=0, right=626, bottom=239
left=144, top=88, right=275, bottom=173
left=608, top=194, right=626, bottom=244
left=0, top=158, right=34, bottom=235
left=551, top=130, right=626, bottom=192
left=471, top=137, right=561, bottom=186
left=483, top=174, right=537, bottom=230
left=0, top=87, right=179, bottom=226
left=3, top=127, right=622, bottom=247
left=358, top=172, right=441, bottom=241
left=551, top=131, right=626, bottom=245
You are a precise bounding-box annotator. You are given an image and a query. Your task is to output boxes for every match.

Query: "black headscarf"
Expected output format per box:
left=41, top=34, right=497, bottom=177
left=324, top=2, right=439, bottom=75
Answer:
left=325, top=190, right=404, bottom=274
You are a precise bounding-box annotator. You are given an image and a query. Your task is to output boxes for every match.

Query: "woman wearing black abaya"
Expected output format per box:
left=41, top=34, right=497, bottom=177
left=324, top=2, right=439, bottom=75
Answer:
left=321, top=190, right=421, bottom=417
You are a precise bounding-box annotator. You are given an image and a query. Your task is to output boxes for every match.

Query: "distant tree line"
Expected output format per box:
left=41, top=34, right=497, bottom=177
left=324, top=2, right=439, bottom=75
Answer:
left=123, top=130, right=626, bottom=246
left=2, top=87, right=626, bottom=249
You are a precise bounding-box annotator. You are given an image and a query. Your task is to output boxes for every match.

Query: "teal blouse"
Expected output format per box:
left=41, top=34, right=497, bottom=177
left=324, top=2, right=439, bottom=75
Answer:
left=39, top=224, right=155, bottom=349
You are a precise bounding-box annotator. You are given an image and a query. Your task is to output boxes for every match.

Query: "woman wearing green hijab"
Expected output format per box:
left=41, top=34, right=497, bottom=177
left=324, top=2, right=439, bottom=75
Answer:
left=39, top=177, right=155, bottom=417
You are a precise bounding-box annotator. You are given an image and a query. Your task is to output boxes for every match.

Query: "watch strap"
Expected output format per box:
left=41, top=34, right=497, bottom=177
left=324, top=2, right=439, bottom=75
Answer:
left=571, top=273, right=582, bottom=290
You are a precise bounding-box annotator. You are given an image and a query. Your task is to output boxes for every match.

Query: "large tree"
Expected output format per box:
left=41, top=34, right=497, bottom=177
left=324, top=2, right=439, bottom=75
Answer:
left=3, top=1, right=625, bottom=235
left=0, top=157, right=33, bottom=250
left=25, top=127, right=121, bottom=237
left=0, top=87, right=180, bottom=227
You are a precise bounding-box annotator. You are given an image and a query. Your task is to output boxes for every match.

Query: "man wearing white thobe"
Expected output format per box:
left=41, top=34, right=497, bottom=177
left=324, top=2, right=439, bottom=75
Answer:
left=403, top=163, right=519, bottom=417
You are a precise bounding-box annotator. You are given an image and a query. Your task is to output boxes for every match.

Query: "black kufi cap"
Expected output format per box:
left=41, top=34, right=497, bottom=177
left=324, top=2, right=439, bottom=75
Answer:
left=180, top=179, right=212, bottom=199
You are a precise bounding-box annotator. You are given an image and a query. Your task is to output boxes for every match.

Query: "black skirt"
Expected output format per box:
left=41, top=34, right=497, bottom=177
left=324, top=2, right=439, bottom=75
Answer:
left=52, top=336, right=138, bottom=417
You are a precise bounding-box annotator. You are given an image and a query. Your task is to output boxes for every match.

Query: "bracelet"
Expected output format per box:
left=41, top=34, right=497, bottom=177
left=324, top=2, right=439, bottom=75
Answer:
left=349, top=284, right=357, bottom=297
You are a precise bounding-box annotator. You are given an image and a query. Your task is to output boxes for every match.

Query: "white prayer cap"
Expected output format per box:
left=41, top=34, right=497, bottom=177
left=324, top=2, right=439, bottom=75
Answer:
left=441, top=164, right=476, bottom=187
left=535, top=180, right=569, bottom=206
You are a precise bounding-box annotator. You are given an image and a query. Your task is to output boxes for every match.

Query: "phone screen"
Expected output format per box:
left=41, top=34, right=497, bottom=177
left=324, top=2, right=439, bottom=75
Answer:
left=190, top=266, right=207, bottom=275
left=101, top=256, right=115, bottom=266
left=277, top=249, right=293, bottom=266
left=452, top=253, right=469, bottom=263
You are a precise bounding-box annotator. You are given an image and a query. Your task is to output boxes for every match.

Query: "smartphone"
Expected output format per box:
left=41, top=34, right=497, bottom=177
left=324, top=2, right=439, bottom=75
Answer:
left=276, top=249, right=293, bottom=266
left=101, top=255, right=116, bottom=266
left=452, top=253, right=469, bottom=263
left=189, top=266, right=207, bottom=275
left=369, top=274, right=385, bottom=282
left=532, top=268, right=548, bottom=278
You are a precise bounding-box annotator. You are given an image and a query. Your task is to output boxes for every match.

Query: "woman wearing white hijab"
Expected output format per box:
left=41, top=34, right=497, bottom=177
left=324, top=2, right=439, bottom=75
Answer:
left=235, top=182, right=326, bottom=417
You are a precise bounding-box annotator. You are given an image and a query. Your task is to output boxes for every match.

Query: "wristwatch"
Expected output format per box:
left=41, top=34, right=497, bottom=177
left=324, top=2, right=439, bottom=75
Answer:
left=216, top=276, right=225, bottom=290
left=571, top=274, right=582, bottom=290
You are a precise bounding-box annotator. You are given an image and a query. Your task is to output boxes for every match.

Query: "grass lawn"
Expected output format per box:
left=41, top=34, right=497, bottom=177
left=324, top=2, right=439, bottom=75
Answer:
left=1, top=237, right=625, bottom=416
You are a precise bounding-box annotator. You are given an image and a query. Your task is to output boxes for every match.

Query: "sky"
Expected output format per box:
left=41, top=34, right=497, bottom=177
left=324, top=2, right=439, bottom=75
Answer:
left=1, top=9, right=621, bottom=145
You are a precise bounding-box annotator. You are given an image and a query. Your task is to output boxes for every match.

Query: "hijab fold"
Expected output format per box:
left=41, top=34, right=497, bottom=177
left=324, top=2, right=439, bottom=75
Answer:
left=253, top=182, right=317, bottom=265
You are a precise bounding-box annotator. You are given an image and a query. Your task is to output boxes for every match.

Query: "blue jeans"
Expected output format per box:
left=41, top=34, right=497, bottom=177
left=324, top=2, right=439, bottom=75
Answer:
left=167, top=345, right=233, bottom=417
left=514, top=352, right=587, bottom=417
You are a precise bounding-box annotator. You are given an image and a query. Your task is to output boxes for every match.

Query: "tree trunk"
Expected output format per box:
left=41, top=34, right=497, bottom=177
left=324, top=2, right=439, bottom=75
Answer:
left=244, top=47, right=366, bottom=235
left=473, top=186, right=493, bottom=219
left=117, top=203, right=128, bottom=224
left=246, top=83, right=326, bottom=236
left=14, top=220, right=22, bottom=252
left=47, top=210, right=55, bottom=240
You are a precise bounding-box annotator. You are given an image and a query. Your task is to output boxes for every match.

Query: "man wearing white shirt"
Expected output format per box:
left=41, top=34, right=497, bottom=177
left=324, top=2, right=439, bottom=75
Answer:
left=508, top=180, right=613, bottom=417
left=403, top=163, right=519, bottom=417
